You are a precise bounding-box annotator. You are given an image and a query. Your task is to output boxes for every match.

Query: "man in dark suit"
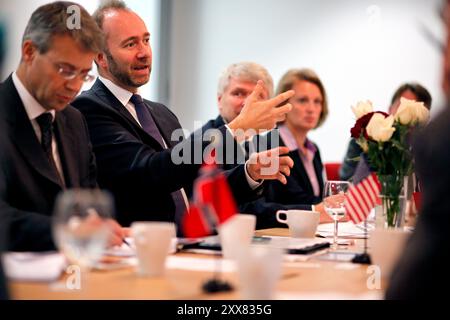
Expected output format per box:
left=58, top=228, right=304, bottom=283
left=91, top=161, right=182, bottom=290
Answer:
left=0, top=2, right=124, bottom=252
left=1, top=119, right=9, bottom=299
left=72, top=1, right=295, bottom=232
left=0, top=21, right=9, bottom=299
left=385, top=0, right=450, bottom=299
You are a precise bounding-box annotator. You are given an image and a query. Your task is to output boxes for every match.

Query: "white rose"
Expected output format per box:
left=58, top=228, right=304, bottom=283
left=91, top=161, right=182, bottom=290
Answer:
left=366, top=113, right=396, bottom=142
left=395, top=97, right=430, bottom=125
left=351, top=100, right=373, bottom=119
left=415, top=103, right=430, bottom=124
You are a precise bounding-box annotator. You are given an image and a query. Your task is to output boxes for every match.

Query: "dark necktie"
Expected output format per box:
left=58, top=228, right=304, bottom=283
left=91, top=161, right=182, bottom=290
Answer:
left=130, top=94, right=165, bottom=148
left=129, top=94, right=187, bottom=224
left=36, top=113, right=65, bottom=187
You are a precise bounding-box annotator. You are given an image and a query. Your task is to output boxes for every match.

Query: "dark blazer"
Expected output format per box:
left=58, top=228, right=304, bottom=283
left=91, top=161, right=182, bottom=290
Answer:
left=0, top=75, right=97, bottom=251
left=385, top=106, right=450, bottom=299
left=261, top=131, right=324, bottom=206
left=0, top=262, right=6, bottom=300
left=339, top=138, right=362, bottom=181
left=0, top=120, right=9, bottom=299
left=72, top=80, right=256, bottom=229
left=199, top=116, right=248, bottom=171
left=202, top=118, right=314, bottom=229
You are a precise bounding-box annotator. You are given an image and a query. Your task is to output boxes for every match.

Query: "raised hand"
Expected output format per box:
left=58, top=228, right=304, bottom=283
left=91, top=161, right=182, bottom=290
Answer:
left=228, top=80, right=294, bottom=138
left=246, top=146, right=294, bottom=184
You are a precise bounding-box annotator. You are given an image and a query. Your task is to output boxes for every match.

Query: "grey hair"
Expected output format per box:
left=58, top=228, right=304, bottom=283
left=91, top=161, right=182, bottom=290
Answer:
left=217, top=62, right=274, bottom=98
left=22, top=1, right=104, bottom=54
left=93, top=0, right=130, bottom=31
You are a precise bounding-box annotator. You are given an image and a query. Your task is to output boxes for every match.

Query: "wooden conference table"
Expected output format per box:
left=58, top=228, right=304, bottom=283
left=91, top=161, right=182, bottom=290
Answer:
left=9, top=228, right=385, bottom=300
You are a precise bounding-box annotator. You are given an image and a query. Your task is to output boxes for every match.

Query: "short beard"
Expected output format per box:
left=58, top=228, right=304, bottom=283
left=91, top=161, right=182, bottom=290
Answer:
left=105, top=49, right=148, bottom=89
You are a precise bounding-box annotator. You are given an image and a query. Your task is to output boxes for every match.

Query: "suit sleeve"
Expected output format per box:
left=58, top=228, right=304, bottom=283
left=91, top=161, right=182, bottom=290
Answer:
left=0, top=151, right=54, bottom=252
left=1, top=203, right=55, bottom=252
left=74, top=97, right=256, bottom=203
left=79, top=112, right=98, bottom=189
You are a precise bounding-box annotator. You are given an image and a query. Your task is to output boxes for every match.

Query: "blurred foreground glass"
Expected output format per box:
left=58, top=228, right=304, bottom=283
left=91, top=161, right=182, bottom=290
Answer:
left=323, top=181, right=350, bottom=249
left=53, top=189, right=114, bottom=270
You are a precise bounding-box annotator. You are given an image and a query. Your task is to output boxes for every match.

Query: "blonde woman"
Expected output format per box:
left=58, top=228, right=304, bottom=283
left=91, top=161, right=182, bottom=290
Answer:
left=264, top=69, right=329, bottom=214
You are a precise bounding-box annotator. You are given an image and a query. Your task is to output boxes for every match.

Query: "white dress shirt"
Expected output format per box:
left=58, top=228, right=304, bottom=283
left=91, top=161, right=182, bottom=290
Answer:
left=12, top=72, right=65, bottom=183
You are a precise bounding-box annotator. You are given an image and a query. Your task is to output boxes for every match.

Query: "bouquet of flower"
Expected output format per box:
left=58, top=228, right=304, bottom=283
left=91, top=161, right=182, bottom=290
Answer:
left=350, top=98, right=429, bottom=227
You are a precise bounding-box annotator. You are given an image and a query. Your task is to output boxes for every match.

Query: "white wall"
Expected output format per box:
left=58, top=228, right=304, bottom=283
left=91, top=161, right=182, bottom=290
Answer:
left=0, top=0, right=100, bottom=80
left=0, top=0, right=161, bottom=100
left=170, top=0, right=445, bottom=162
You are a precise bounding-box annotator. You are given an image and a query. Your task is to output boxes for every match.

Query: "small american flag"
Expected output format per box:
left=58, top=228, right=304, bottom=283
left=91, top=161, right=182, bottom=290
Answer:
left=345, top=159, right=381, bottom=224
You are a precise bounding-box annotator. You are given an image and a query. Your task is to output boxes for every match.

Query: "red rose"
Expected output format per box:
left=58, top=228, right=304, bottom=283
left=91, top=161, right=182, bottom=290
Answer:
left=350, top=111, right=389, bottom=139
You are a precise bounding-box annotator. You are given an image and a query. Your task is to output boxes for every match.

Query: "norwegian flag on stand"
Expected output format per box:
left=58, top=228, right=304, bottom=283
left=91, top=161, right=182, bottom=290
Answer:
left=182, top=161, right=238, bottom=238
left=344, top=158, right=381, bottom=224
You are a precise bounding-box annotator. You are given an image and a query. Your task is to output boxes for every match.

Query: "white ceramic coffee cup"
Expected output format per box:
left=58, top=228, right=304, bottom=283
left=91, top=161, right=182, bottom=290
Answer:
left=131, top=222, right=176, bottom=277
left=369, top=228, right=410, bottom=279
left=218, top=214, right=256, bottom=260
left=276, top=210, right=320, bottom=238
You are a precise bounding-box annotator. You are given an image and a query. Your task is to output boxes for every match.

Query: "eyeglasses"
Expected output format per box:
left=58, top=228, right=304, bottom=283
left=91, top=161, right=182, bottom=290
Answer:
left=56, top=64, right=96, bottom=83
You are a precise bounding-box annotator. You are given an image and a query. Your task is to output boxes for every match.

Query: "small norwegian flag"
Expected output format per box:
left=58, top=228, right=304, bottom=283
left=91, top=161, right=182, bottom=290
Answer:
left=182, top=162, right=237, bottom=238
left=344, top=159, right=381, bottom=224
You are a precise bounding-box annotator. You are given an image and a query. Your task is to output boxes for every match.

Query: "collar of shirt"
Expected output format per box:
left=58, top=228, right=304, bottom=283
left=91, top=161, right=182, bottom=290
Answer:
left=220, top=115, right=228, bottom=125
left=278, top=124, right=317, bottom=156
left=12, top=72, right=55, bottom=122
left=98, top=76, right=142, bottom=106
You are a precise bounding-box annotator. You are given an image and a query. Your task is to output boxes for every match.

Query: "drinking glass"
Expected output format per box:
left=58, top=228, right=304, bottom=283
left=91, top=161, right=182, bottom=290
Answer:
left=53, top=189, right=114, bottom=270
left=323, top=181, right=350, bottom=249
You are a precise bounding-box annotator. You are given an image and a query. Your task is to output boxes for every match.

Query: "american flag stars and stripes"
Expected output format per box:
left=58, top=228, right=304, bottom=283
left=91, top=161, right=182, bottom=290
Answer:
left=344, top=158, right=381, bottom=224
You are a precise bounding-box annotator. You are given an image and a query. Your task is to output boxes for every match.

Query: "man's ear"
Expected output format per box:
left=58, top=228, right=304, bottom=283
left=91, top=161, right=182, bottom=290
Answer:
left=21, top=40, right=36, bottom=63
left=96, top=52, right=108, bottom=70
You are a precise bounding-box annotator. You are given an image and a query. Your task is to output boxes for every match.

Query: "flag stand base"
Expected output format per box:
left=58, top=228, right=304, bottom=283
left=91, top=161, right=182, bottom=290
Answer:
left=202, top=279, right=233, bottom=293
left=352, top=253, right=372, bottom=264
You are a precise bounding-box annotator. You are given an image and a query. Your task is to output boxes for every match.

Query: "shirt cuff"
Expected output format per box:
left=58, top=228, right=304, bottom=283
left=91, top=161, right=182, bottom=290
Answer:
left=244, top=160, right=264, bottom=190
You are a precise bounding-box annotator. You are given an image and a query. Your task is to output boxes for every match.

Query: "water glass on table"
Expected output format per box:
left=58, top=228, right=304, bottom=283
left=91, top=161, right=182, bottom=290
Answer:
left=323, top=181, right=350, bottom=249
left=52, top=189, right=115, bottom=270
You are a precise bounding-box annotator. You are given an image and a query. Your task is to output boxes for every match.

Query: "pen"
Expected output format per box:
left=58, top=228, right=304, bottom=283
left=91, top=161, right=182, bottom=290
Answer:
left=122, top=238, right=132, bottom=247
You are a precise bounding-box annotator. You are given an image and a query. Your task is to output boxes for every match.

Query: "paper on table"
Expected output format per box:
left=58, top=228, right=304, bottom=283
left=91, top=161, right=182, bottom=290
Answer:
left=103, top=237, right=136, bottom=257
left=104, top=237, right=178, bottom=257
left=2, top=252, right=67, bottom=282
left=166, top=256, right=236, bottom=272
left=262, top=236, right=330, bottom=249
left=317, top=222, right=367, bottom=239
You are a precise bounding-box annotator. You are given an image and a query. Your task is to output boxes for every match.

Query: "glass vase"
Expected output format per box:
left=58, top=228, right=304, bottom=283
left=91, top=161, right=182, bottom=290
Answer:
left=378, top=175, right=408, bottom=229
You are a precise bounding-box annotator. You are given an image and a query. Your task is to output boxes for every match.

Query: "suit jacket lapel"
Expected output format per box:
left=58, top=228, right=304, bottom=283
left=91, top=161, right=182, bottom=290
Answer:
left=92, top=80, right=140, bottom=127
left=214, top=115, right=226, bottom=128
left=312, top=152, right=324, bottom=198
left=54, top=111, right=78, bottom=187
left=92, top=80, right=166, bottom=150
left=278, top=135, right=315, bottom=196
left=2, top=76, right=63, bottom=187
